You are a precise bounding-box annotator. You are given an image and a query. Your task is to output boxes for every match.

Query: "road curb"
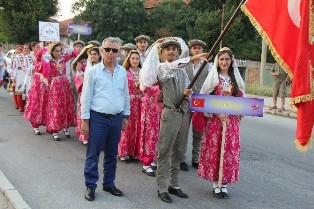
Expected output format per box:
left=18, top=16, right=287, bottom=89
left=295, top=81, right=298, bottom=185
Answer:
left=0, top=170, right=31, bottom=209
left=264, top=108, right=297, bottom=119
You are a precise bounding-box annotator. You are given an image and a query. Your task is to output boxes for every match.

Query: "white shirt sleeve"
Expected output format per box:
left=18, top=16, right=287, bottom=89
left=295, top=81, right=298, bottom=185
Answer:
left=80, top=67, right=95, bottom=119
left=157, top=57, right=191, bottom=82
left=177, top=38, right=189, bottom=59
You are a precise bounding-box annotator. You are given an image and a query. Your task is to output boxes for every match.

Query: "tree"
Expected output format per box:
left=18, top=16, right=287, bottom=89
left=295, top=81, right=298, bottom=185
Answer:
left=189, top=0, right=227, bottom=11
left=144, top=0, right=197, bottom=41
left=0, top=0, right=59, bottom=43
left=72, top=0, right=148, bottom=43
left=187, top=0, right=263, bottom=60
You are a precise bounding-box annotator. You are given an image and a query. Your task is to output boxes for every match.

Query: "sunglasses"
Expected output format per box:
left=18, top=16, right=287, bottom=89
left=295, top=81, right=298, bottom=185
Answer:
left=103, top=48, right=119, bottom=53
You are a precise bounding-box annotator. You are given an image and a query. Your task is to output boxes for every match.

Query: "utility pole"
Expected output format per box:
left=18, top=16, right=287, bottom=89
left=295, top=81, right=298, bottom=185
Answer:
left=260, top=40, right=267, bottom=86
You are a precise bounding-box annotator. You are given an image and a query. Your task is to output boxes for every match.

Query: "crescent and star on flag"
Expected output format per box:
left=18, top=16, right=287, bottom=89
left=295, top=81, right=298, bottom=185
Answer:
left=193, top=100, right=200, bottom=106
left=288, top=0, right=302, bottom=28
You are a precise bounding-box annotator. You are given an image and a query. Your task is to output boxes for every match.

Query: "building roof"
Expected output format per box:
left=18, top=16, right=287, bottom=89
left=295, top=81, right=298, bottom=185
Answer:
left=59, top=18, right=73, bottom=37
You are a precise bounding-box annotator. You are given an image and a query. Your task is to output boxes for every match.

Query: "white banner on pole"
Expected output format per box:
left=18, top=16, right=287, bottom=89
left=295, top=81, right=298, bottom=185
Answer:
left=39, top=21, right=60, bottom=42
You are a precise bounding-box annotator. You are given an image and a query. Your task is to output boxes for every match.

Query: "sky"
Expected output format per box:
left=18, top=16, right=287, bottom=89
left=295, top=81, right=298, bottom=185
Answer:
left=56, top=0, right=77, bottom=21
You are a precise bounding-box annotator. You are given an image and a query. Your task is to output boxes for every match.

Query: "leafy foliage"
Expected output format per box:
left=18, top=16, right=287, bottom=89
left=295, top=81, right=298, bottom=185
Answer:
left=187, top=0, right=261, bottom=60
left=0, top=0, right=59, bottom=43
left=189, top=0, right=227, bottom=11
left=72, top=0, right=148, bottom=43
left=144, top=0, right=196, bottom=41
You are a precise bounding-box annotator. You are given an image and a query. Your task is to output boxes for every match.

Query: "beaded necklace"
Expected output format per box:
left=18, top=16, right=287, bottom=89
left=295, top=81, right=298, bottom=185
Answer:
left=130, top=68, right=140, bottom=88
left=219, top=74, right=232, bottom=94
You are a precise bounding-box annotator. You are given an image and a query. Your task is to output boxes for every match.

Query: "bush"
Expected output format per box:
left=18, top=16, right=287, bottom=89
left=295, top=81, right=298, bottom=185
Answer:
left=245, top=85, right=291, bottom=97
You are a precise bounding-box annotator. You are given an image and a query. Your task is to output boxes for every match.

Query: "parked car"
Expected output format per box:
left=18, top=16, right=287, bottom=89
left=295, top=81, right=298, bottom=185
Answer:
left=1, top=49, right=14, bottom=89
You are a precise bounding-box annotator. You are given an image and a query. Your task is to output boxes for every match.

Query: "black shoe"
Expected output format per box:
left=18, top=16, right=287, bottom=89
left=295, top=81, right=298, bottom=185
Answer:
left=168, top=186, right=188, bottom=198
left=34, top=129, right=41, bottom=135
left=85, top=187, right=95, bottom=201
left=103, top=186, right=123, bottom=196
left=151, top=163, right=157, bottom=170
left=213, top=188, right=223, bottom=199
left=191, top=162, right=199, bottom=169
left=180, top=162, right=189, bottom=171
left=142, top=166, right=156, bottom=177
left=53, top=134, right=60, bottom=141
left=221, top=187, right=230, bottom=199
left=222, top=191, right=230, bottom=199
left=157, top=191, right=172, bottom=203
left=129, top=156, right=139, bottom=162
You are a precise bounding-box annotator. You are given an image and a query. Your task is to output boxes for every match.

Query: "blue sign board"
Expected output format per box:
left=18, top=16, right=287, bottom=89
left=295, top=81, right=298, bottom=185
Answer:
left=190, top=94, right=264, bottom=117
left=68, top=23, right=92, bottom=35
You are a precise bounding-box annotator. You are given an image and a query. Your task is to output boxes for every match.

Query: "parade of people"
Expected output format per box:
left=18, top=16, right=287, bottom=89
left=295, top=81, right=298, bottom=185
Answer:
left=0, top=0, right=313, bottom=208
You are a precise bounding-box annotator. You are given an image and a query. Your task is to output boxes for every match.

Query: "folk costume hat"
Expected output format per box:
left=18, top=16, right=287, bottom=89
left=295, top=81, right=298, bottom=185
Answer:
left=72, top=44, right=100, bottom=75
left=73, top=40, right=85, bottom=46
left=159, top=37, right=181, bottom=49
left=87, top=40, right=101, bottom=47
left=188, top=39, right=206, bottom=48
left=135, top=35, right=150, bottom=43
left=121, top=43, right=137, bottom=50
left=47, top=42, right=63, bottom=54
left=200, top=47, right=245, bottom=95
left=16, top=45, right=23, bottom=52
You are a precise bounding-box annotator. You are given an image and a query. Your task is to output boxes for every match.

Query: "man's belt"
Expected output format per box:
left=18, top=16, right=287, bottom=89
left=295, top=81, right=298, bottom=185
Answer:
left=164, top=105, right=184, bottom=114
left=91, top=110, right=122, bottom=119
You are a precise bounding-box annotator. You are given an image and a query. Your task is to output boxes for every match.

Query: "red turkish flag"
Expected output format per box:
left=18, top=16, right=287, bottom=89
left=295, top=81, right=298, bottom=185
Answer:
left=243, top=0, right=314, bottom=151
left=191, top=98, right=205, bottom=108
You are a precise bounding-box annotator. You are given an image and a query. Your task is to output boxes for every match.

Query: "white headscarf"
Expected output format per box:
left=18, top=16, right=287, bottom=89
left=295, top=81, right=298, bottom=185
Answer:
left=200, top=48, right=245, bottom=95
left=139, top=44, right=160, bottom=91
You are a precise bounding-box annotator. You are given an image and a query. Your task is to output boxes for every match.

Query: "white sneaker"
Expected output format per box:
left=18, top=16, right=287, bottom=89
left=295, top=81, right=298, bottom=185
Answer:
left=82, top=141, right=88, bottom=145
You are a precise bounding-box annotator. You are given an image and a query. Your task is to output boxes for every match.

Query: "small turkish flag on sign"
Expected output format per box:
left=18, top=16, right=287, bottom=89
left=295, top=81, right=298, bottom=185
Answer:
left=191, top=98, right=205, bottom=108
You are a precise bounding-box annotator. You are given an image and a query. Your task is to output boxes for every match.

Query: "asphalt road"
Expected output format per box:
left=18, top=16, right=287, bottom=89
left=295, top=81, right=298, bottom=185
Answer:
left=0, top=88, right=313, bottom=209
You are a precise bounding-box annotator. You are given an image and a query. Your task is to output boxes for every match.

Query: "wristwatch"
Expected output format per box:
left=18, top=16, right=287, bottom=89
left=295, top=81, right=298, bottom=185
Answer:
left=123, top=115, right=130, bottom=120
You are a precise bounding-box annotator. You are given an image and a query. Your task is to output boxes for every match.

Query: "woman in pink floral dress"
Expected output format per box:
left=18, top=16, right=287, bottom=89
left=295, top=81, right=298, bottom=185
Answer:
left=138, top=44, right=164, bottom=177
left=118, top=50, right=143, bottom=161
left=23, top=42, right=47, bottom=135
left=197, top=47, right=245, bottom=199
left=72, top=46, right=101, bottom=145
left=42, top=42, right=77, bottom=141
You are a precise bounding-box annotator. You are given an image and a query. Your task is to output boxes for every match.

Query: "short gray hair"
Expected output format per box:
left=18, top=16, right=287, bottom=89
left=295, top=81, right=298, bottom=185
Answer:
left=101, top=37, right=120, bottom=50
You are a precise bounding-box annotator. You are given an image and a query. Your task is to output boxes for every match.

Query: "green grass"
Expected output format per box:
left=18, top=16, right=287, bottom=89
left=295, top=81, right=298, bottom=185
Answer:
left=246, top=85, right=291, bottom=97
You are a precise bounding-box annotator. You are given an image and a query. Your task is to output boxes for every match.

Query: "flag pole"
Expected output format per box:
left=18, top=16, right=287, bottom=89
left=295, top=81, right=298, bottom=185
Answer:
left=175, top=0, right=246, bottom=109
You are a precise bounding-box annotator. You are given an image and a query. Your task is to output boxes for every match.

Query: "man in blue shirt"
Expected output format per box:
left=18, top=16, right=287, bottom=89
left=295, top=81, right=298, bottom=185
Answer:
left=81, top=37, right=130, bottom=201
